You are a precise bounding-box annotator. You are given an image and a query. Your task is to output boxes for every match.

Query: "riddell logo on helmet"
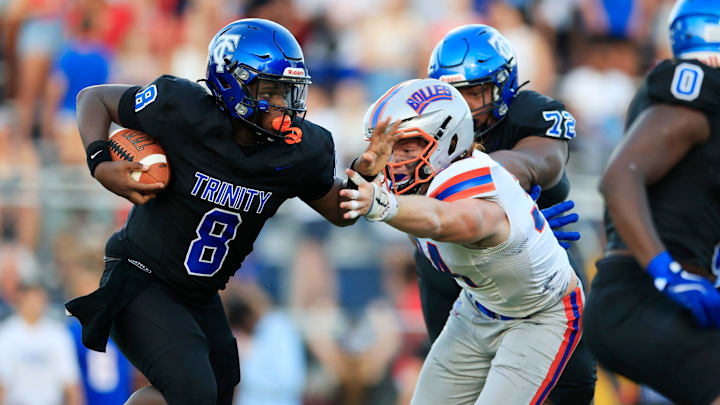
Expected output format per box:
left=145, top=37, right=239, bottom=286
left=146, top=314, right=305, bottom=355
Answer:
left=406, top=85, right=453, bottom=115
left=438, top=73, right=466, bottom=83
left=283, top=67, right=305, bottom=77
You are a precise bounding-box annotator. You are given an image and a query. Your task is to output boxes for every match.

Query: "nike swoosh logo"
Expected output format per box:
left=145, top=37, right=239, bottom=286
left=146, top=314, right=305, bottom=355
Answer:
left=275, top=165, right=292, bottom=171
left=90, top=150, right=103, bottom=160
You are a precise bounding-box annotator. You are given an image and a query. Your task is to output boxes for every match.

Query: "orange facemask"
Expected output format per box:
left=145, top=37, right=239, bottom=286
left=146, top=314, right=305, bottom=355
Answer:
left=383, top=127, right=438, bottom=195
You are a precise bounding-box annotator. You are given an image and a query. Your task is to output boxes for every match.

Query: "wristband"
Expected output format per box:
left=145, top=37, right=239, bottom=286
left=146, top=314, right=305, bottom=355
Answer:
left=86, top=140, right=112, bottom=177
left=365, top=183, right=398, bottom=222
left=350, top=158, right=380, bottom=182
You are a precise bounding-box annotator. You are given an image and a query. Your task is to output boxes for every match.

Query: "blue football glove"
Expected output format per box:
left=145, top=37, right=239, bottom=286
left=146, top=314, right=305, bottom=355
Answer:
left=541, top=200, right=581, bottom=249
left=647, top=251, right=720, bottom=328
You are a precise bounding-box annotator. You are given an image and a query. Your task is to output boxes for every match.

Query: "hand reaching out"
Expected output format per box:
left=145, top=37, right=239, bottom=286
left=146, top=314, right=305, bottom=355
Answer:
left=352, top=117, right=402, bottom=177
left=339, top=169, right=398, bottom=222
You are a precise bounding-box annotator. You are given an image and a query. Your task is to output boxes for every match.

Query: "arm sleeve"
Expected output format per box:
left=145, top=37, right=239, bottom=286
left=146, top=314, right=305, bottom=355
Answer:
left=299, top=126, right=337, bottom=202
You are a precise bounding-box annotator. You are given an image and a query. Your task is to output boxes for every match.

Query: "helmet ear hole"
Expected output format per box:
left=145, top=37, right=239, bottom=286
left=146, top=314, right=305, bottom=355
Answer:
left=448, top=134, right=458, bottom=156
left=217, top=76, right=232, bottom=90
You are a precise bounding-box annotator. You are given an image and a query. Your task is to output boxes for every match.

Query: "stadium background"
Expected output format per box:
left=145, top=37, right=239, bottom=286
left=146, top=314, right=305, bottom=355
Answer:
left=0, top=0, right=679, bottom=404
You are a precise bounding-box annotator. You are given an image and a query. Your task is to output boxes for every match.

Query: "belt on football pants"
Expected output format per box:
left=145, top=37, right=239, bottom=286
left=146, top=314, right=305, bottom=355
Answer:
left=466, top=291, right=518, bottom=321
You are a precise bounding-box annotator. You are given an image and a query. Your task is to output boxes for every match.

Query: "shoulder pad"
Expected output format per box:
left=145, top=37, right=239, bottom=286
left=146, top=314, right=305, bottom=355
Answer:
left=506, top=91, right=575, bottom=140
left=646, top=59, right=720, bottom=113
left=426, top=150, right=498, bottom=202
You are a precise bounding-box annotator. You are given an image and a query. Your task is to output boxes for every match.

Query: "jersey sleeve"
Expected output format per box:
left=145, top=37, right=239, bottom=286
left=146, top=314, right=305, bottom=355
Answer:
left=298, top=123, right=337, bottom=202
left=645, top=59, right=720, bottom=114
left=118, top=75, right=220, bottom=143
left=427, top=152, right=499, bottom=202
left=506, top=91, right=577, bottom=142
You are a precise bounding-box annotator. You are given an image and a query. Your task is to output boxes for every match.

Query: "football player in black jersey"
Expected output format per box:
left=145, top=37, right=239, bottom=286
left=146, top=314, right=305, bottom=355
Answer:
left=351, top=25, right=596, bottom=405
left=583, top=1, right=720, bottom=404
left=65, top=19, right=371, bottom=405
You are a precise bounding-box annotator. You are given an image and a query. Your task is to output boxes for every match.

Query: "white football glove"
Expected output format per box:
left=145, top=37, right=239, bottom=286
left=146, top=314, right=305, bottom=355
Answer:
left=347, top=171, right=398, bottom=222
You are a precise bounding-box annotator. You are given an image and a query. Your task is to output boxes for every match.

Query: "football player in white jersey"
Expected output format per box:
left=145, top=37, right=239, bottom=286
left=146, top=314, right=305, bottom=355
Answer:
left=339, top=78, right=583, bottom=405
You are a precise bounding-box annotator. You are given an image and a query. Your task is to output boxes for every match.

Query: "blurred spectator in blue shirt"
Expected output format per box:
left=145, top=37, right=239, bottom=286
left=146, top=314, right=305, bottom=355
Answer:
left=226, top=282, right=306, bottom=405
left=42, top=9, right=112, bottom=164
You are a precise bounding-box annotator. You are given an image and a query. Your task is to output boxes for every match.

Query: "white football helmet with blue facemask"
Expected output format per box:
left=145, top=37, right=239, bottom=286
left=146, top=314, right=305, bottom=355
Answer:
left=363, top=78, right=474, bottom=195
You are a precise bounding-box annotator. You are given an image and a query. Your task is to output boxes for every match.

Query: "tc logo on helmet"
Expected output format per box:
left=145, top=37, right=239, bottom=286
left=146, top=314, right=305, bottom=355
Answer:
left=212, top=34, right=241, bottom=73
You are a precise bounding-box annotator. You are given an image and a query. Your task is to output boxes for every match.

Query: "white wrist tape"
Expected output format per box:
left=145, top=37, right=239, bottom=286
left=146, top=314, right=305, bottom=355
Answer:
left=365, top=183, right=398, bottom=222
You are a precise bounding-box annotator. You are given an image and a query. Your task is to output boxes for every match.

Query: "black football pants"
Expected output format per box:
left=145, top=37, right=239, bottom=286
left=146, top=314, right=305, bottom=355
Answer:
left=414, top=249, right=597, bottom=405
left=109, top=279, right=240, bottom=405
left=584, top=256, right=720, bottom=405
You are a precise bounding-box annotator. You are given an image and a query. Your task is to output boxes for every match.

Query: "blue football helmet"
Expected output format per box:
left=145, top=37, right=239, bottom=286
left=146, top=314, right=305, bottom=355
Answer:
left=669, top=0, right=720, bottom=67
left=428, top=24, right=519, bottom=136
left=205, top=19, right=311, bottom=141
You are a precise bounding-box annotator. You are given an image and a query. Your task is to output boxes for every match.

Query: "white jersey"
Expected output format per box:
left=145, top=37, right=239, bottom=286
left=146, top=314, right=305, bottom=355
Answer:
left=0, top=316, right=80, bottom=405
left=415, top=150, right=573, bottom=318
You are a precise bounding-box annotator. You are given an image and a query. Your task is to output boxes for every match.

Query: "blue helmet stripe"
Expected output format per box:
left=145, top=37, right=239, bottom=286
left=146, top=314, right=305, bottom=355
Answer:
left=370, top=81, right=411, bottom=128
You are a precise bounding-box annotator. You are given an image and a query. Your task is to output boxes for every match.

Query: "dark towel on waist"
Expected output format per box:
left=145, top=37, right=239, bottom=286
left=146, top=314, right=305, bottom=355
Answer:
left=65, top=258, right=153, bottom=352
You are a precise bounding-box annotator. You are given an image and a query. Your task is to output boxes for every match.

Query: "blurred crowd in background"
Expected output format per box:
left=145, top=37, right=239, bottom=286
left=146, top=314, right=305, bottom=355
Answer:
left=0, top=0, right=682, bottom=404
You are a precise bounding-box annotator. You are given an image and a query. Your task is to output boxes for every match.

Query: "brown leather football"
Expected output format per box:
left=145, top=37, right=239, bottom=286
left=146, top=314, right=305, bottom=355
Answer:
left=108, top=128, right=170, bottom=186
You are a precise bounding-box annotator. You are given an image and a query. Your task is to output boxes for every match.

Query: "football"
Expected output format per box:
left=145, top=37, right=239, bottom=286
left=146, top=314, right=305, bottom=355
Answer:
left=108, top=128, right=170, bottom=186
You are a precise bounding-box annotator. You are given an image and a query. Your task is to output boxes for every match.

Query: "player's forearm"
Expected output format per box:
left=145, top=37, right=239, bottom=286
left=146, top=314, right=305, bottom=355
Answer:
left=76, top=85, right=131, bottom=149
left=308, top=179, right=360, bottom=227
left=489, top=139, right=566, bottom=190
left=601, top=105, right=710, bottom=267
left=334, top=178, right=361, bottom=227
left=386, top=196, right=480, bottom=243
left=77, top=87, right=115, bottom=149
left=488, top=149, right=535, bottom=189
left=600, top=167, right=664, bottom=267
